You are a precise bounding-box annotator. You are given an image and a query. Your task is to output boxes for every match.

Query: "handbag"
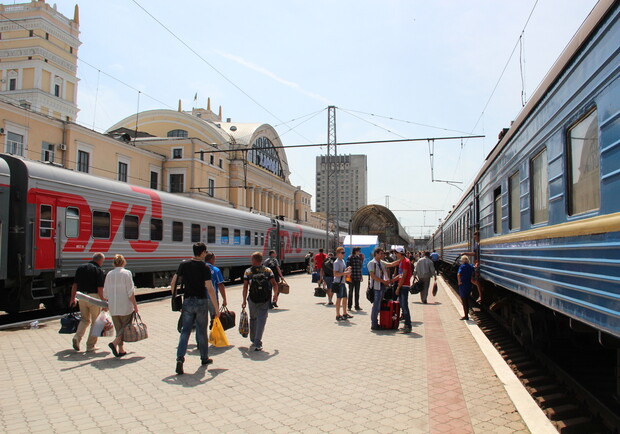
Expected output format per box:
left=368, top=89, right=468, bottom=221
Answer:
left=59, top=312, right=81, bottom=334
left=239, top=308, right=249, bottom=337
left=219, top=306, right=236, bottom=331
left=122, top=312, right=148, bottom=342
left=314, top=287, right=326, bottom=297
left=209, top=317, right=229, bottom=347
left=366, top=286, right=374, bottom=303
left=171, top=276, right=183, bottom=312
left=279, top=280, right=290, bottom=294
left=410, top=277, right=423, bottom=295
left=432, top=279, right=438, bottom=296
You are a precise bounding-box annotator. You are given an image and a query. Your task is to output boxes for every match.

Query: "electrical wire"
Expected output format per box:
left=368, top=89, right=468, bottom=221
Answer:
left=338, top=108, right=407, bottom=139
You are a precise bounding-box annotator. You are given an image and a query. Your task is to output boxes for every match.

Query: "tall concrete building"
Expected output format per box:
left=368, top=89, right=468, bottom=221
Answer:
left=315, top=154, right=367, bottom=222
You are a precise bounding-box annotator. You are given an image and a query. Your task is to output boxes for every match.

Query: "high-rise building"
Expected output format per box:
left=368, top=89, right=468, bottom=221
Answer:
left=0, top=1, right=80, bottom=121
left=315, top=154, right=367, bottom=222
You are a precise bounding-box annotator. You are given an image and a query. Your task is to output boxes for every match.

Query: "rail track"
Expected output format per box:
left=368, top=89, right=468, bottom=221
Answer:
left=442, top=276, right=620, bottom=433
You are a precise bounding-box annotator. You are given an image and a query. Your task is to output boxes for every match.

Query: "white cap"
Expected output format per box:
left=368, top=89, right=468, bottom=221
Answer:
left=394, top=246, right=405, bottom=254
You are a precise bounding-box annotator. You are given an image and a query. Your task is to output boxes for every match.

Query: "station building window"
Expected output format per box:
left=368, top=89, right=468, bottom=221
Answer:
left=167, top=129, right=188, bottom=138
left=41, top=142, right=55, bottom=162
left=77, top=150, right=90, bottom=173
left=567, top=108, right=599, bottom=215
left=170, top=174, right=184, bottom=193
left=530, top=149, right=548, bottom=224
left=6, top=131, right=24, bottom=156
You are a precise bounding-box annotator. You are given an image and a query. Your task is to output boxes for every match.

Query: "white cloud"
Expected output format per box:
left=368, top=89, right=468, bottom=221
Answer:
left=215, top=50, right=332, bottom=105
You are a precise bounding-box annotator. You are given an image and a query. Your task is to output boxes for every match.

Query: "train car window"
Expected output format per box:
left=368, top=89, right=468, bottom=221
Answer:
left=568, top=109, right=600, bottom=215
left=207, top=226, right=216, bottom=244
left=191, top=224, right=200, bottom=243
left=172, top=221, right=183, bottom=242
left=530, top=149, right=549, bottom=224
left=509, top=172, right=520, bottom=230
left=93, top=211, right=111, bottom=239
left=245, top=230, right=251, bottom=245
left=150, top=218, right=163, bottom=241
left=234, top=229, right=241, bottom=245
left=124, top=215, right=139, bottom=240
left=39, top=205, right=53, bottom=238
left=254, top=232, right=258, bottom=246
left=221, top=228, right=229, bottom=244
left=65, top=207, right=79, bottom=238
left=493, top=188, right=502, bottom=234
left=260, top=233, right=264, bottom=246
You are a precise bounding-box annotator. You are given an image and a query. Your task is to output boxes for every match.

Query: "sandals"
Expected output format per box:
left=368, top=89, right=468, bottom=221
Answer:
left=108, top=343, right=119, bottom=357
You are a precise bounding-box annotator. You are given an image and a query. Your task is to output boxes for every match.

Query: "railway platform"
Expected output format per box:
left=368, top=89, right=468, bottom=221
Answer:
left=0, top=274, right=555, bottom=433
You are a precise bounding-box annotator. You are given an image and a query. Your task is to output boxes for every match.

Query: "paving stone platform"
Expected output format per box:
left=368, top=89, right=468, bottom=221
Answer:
left=0, top=273, right=553, bottom=433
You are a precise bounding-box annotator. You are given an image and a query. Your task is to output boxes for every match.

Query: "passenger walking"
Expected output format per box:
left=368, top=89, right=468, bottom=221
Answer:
left=103, top=254, right=138, bottom=357
left=305, top=251, right=313, bottom=274
left=430, top=250, right=440, bottom=275
left=69, top=252, right=106, bottom=352
left=368, top=248, right=391, bottom=330
left=242, top=252, right=278, bottom=351
left=205, top=252, right=227, bottom=325
left=263, top=250, right=283, bottom=308
left=414, top=251, right=436, bottom=304
left=391, top=247, right=413, bottom=333
left=322, top=252, right=335, bottom=305
left=333, top=247, right=352, bottom=321
left=314, top=248, right=327, bottom=291
left=169, top=242, right=219, bottom=375
left=458, top=255, right=476, bottom=320
left=346, top=247, right=364, bottom=311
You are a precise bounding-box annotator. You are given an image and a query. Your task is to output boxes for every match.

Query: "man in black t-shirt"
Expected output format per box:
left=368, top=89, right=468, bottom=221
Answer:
left=170, top=242, right=219, bottom=375
left=69, top=252, right=106, bottom=352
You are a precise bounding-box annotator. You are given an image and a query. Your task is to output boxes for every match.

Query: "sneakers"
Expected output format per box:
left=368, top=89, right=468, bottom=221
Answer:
left=355, top=306, right=362, bottom=311
left=175, top=361, right=184, bottom=375
left=400, top=326, right=412, bottom=333
left=72, top=337, right=80, bottom=352
left=254, top=346, right=263, bottom=352
left=371, top=325, right=383, bottom=331
left=201, top=358, right=213, bottom=365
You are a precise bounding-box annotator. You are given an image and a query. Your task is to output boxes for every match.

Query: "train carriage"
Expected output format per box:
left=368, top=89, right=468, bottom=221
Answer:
left=0, top=158, right=9, bottom=283
left=0, top=154, right=331, bottom=313
left=432, top=0, right=620, bottom=341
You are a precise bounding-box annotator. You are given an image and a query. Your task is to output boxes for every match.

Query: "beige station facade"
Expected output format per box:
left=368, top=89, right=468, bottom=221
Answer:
left=0, top=0, right=319, bottom=226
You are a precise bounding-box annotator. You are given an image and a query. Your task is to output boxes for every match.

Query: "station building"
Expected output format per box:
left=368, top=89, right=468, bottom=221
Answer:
left=0, top=0, right=316, bottom=225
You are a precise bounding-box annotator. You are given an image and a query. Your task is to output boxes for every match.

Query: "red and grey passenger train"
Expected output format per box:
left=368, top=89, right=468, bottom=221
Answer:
left=0, top=154, right=330, bottom=313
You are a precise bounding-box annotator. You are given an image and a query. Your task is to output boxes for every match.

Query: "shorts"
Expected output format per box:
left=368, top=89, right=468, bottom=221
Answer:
left=323, top=276, right=334, bottom=289
left=333, top=282, right=347, bottom=299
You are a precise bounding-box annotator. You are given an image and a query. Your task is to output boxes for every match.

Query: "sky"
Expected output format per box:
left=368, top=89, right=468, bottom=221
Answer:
left=46, top=0, right=599, bottom=238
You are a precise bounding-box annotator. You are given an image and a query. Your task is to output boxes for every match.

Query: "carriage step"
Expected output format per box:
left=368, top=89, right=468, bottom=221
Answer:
left=31, top=278, right=54, bottom=299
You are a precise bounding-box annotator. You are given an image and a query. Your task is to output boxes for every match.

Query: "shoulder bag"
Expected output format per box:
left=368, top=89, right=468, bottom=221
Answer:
left=171, top=276, right=183, bottom=312
left=219, top=305, right=236, bottom=331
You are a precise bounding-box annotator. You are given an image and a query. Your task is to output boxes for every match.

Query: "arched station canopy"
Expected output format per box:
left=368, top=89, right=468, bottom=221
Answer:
left=351, top=204, right=410, bottom=248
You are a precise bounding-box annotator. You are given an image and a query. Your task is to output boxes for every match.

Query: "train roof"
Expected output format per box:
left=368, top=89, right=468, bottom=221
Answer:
left=436, top=0, right=616, bottom=229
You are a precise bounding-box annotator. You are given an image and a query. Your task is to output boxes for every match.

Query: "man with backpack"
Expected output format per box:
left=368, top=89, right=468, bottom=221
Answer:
left=322, top=252, right=335, bottom=305
left=242, top=252, right=278, bottom=351
left=264, top=250, right=284, bottom=309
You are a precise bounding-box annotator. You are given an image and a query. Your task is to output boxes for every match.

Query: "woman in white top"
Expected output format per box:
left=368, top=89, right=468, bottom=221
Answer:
left=103, top=254, right=138, bottom=357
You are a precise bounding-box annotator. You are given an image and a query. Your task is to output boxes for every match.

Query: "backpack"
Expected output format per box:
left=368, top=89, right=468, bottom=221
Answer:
left=264, top=257, right=278, bottom=271
left=322, top=257, right=334, bottom=277
left=249, top=266, right=272, bottom=303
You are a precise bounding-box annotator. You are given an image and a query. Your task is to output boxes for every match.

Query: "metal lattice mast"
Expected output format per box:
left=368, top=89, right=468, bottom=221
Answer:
left=325, top=105, right=340, bottom=251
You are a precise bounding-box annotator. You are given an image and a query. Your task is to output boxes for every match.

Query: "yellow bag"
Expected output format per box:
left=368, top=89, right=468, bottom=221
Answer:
left=208, top=317, right=229, bottom=347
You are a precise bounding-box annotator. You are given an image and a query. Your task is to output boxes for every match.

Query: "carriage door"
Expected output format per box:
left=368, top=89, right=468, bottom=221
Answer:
left=35, top=195, right=57, bottom=270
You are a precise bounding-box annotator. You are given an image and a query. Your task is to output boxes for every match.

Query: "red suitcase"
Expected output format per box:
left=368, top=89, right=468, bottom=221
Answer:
left=379, top=300, right=400, bottom=329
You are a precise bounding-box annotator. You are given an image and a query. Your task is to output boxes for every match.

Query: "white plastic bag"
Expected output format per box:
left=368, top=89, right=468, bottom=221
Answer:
left=91, top=311, right=113, bottom=337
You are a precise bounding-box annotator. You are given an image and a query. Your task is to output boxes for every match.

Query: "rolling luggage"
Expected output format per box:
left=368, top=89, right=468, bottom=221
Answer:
left=379, top=300, right=400, bottom=330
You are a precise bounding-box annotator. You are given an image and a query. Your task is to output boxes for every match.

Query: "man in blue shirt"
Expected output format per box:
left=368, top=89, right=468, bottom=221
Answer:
left=205, top=252, right=227, bottom=323
left=430, top=250, right=440, bottom=276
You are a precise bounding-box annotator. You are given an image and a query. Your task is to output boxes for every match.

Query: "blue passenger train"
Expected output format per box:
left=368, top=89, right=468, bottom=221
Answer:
left=429, top=0, right=620, bottom=342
